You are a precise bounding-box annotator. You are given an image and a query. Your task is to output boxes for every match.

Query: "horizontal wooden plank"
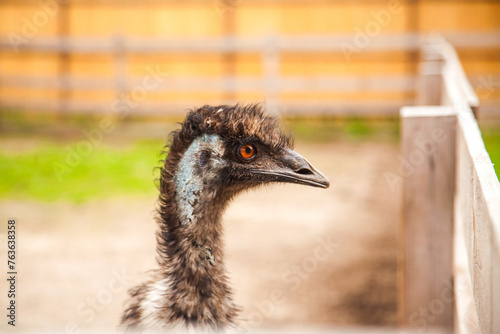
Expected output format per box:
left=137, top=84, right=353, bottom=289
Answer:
left=3, top=96, right=500, bottom=118
left=0, top=73, right=494, bottom=95
left=400, top=105, right=455, bottom=118
left=0, top=32, right=498, bottom=54
left=0, top=98, right=412, bottom=116
left=0, top=74, right=416, bottom=93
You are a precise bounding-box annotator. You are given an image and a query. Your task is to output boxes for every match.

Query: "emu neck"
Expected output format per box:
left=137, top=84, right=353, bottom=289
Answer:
left=172, top=134, right=229, bottom=255
left=157, top=134, right=236, bottom=324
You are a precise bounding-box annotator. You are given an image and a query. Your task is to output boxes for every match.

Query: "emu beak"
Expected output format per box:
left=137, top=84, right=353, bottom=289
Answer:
left=252, top=148, right=330, bottom=189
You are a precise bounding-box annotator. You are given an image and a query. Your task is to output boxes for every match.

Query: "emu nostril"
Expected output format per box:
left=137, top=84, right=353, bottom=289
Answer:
left=295, top=168, right=314, bottom=175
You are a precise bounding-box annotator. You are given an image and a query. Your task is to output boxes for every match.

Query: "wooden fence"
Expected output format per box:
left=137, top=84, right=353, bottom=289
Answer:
left=0, top=32, right=499, bottom=117
left=400, top=36, right=500, bottom=333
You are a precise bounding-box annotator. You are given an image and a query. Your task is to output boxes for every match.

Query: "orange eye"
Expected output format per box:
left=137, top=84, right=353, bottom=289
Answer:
left=239, top=144, right=256, bottom=160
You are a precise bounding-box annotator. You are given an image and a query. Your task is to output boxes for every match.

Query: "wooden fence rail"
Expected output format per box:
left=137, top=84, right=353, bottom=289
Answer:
left=400, top=37, right=500, bottom=333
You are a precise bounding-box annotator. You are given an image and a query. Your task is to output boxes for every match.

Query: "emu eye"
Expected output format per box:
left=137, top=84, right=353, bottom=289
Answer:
left=239, top=144, right=256, bottom=160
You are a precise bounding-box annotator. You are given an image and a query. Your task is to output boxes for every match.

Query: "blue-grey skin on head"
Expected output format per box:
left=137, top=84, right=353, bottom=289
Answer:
left=174, top=134, right=227, bottom=225
left=173, top=128, right=330, bottom=227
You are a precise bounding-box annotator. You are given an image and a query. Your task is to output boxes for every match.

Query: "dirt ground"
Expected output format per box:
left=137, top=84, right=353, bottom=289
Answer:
left=0, top=140, right=400, bottom=332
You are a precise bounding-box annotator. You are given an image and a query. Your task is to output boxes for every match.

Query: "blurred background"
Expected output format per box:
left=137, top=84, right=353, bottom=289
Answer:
left=1, top=0, right=500, bottom=116
left=0, top=0, right=499, bottom=332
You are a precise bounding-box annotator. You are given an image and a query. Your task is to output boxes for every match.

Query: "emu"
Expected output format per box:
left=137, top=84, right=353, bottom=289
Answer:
left=121, top=104, right=330, bottom=332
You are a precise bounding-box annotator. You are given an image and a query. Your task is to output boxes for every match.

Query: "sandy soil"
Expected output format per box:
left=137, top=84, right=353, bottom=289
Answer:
left=0, top=141, right=400, bottom=332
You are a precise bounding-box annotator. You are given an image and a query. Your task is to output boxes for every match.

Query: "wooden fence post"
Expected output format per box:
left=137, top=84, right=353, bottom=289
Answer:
left=263, top=35, right=280, bottom=114
left=57, top=0, right=70, bottom=115
left=417, top=45, right=444, bottom=106
left=399, top=106, right=457, bottom=332
left=113, top=35, right=127, bottom=113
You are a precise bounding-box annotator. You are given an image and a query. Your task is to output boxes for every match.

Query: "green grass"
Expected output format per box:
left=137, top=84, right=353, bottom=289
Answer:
left=0, top=139, right=165, bottom=203
left=482, top=129, right=500, bottom=178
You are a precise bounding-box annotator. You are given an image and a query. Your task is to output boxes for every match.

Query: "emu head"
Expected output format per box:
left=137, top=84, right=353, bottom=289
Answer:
left=162, top=104, right=329, bottom=225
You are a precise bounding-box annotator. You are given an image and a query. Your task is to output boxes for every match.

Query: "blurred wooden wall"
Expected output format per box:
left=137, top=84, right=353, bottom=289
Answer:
left=0, top=0, right=499, bottom=118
